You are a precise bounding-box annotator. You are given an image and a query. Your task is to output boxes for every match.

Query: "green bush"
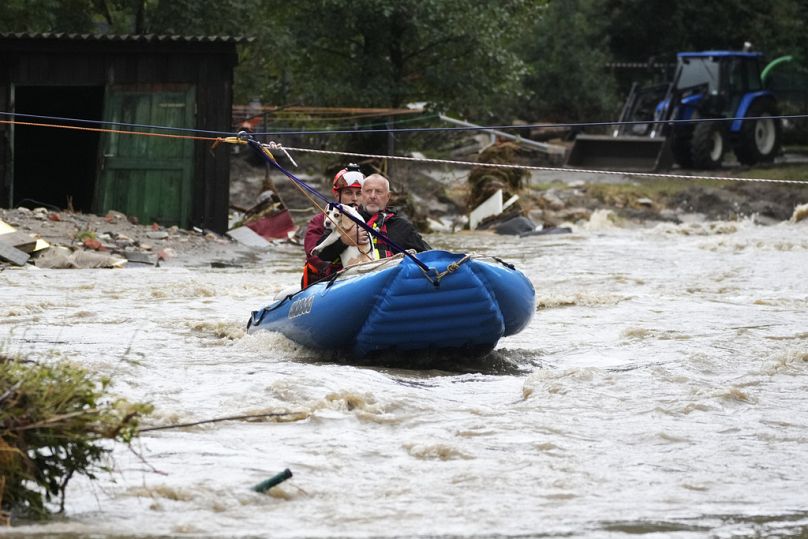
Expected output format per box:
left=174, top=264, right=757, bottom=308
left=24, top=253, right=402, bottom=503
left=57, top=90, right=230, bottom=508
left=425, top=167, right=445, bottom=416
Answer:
left=0, top=355, right=152, bottom=523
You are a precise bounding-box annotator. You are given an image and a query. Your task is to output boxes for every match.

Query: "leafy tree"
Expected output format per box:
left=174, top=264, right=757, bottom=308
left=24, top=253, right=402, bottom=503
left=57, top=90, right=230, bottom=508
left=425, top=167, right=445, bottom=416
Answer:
left=237, top=0, right=542, bottom=121
left=606, top=0, right=805, bottom=62
left=520, top=0, right=619, bottom=122
left=0, top=0, right=259, bottom=35
left=0, top=0, right=97, bottom=33
left=603, top=0, right=808, bottom=123
left=145, top=0, right=259, bottom=35
left=3, top=0, right=805, bottom=128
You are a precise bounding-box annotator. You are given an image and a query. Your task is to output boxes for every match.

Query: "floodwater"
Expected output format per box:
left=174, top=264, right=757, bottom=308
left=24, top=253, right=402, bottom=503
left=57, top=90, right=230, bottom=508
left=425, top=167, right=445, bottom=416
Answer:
left=1, top=213, right=807, bottom=538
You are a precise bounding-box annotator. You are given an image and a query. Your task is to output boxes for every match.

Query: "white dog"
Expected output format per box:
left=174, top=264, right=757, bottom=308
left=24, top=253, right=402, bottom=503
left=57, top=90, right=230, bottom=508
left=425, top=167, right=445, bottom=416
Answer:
left=312, top=205, right=377, bottom=267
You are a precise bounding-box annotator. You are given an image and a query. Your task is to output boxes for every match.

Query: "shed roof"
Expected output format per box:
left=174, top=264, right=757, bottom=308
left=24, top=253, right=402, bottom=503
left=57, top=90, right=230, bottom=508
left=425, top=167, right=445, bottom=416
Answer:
left=0, top=32, right=252, bottom=44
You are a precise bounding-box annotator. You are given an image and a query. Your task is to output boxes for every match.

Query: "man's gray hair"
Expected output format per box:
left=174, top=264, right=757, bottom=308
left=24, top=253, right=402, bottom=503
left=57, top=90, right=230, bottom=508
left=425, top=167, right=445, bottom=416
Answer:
left=363, top=173, right=390, bottom=192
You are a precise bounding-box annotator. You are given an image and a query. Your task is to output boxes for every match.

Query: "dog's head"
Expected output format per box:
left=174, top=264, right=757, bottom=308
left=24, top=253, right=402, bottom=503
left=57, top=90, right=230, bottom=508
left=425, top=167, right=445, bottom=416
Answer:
left=325, top=204, right=365, bottom=231
left=323, top=207, right=343, bottom=231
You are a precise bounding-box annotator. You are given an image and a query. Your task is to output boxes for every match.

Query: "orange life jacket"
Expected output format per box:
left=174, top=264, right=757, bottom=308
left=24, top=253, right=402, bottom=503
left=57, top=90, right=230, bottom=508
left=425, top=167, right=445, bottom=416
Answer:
left=301, top=261, right=320, bottom=289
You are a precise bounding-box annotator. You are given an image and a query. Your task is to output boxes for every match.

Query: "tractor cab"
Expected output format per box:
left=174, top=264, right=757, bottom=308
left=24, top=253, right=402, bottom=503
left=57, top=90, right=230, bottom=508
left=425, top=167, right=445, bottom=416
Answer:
left=673, top=52, right=764, bottom=121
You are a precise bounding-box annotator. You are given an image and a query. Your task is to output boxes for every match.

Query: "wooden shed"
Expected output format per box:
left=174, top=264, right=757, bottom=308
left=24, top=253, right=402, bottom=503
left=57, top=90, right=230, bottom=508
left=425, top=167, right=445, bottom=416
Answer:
left=0, top=32, right=246, bottom=233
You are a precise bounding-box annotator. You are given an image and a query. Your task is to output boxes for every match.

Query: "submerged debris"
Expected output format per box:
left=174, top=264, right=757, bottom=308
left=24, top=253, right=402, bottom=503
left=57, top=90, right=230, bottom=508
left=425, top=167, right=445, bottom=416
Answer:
left=790, top=202, right=808, bottom=223
left=0, top=355, right=152, bottom=523
left=252, top=468, right=293, bottom=494
left=467, top=142, right=528, bottom=211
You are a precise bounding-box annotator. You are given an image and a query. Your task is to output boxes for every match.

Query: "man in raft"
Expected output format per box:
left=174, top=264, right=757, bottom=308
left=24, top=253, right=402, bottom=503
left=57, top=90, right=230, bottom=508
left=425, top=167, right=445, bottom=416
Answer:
left=315, top=172, right=431, bottom=264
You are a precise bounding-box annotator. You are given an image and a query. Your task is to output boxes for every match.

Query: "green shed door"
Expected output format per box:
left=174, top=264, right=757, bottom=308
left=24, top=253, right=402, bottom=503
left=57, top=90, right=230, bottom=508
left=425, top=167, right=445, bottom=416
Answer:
left=97, top=85, right=195, bottom=227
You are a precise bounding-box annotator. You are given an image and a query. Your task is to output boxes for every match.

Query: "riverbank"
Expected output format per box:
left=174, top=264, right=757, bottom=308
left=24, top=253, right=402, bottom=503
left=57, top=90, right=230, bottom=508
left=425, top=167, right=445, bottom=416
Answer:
left=3, top=161, right=808, bottom=269
left=232, top=152, right=808, bottom=230
left=0, top=207, right=257, bottom=269
left=524, top=173, right=808, bottom=227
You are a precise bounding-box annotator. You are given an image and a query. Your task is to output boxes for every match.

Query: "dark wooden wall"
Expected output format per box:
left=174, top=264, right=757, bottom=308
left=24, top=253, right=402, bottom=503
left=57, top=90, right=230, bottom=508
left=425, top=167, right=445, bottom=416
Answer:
left=0, top=35, right=241, bottom=232
left=0, top=84, right=8, bottom=212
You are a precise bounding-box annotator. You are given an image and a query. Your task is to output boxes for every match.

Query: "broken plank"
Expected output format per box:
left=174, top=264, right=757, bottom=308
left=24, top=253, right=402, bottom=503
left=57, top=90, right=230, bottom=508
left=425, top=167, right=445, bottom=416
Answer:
left=32, top=239, right=50, bottom=253
left=0, top=241, right=30, bottom=266
left=0, top=231, right=38, bottom=253
left=0, top=219, right=15, bottom=234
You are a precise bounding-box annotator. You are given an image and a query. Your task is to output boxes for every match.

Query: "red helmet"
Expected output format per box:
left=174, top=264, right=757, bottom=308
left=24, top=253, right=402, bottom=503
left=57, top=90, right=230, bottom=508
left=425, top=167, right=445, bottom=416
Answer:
left=332, top=164, right=365, bottom=194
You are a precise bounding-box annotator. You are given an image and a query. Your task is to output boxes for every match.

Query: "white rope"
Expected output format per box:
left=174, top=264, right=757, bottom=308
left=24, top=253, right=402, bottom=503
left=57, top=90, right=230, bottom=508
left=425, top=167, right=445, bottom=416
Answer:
left=281, top=146, right=808, bottom=186
left=263, top=141, right=298, bottom=167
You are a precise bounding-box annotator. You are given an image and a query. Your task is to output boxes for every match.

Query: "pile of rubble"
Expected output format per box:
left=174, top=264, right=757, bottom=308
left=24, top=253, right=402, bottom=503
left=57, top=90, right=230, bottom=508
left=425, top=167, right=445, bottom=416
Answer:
left=0, top=207, right=238, bottom=269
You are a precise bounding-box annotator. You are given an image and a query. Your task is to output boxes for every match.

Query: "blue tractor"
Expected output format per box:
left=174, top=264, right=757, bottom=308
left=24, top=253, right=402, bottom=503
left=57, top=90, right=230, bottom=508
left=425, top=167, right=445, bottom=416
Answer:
left=567, top=50, right=783, bottom=171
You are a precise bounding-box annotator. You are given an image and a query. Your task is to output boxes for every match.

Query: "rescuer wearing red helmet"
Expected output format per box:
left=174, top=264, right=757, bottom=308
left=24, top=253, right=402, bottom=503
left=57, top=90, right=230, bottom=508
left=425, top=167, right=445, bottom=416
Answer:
left=301, top=164, right=368, bottom=288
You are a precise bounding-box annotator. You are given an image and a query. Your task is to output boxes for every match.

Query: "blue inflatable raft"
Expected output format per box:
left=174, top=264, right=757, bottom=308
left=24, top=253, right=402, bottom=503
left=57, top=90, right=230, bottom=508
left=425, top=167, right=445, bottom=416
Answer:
left=247, top=251, right=535, bottom=358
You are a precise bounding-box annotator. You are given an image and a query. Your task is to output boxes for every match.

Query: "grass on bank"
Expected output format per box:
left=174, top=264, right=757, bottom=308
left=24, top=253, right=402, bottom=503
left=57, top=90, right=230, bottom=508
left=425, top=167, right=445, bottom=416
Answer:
left=0, top=355, right=152, bottom=524
left=734, top=162, right=808, bottom=181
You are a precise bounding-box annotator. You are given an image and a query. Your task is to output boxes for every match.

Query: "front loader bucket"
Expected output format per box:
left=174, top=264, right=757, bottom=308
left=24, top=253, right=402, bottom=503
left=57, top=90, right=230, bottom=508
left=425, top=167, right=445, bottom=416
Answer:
left=565, top=135, right=673, bottom=172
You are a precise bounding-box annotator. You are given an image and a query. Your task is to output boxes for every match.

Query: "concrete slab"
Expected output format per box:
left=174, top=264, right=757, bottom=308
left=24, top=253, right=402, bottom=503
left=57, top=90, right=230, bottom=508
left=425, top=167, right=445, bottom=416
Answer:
left=227, top=226, right=272, bottom=248
left=0, top=241, right=30, bottom=266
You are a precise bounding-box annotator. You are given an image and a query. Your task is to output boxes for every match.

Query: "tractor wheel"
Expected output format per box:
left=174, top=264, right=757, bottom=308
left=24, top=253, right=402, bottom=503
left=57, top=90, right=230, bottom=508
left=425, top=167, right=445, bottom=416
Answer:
left=691, top=122, right=725, bottom=169
left=671, top=125, right=694, bottom=168
left=733, top=100, right=782, bottom=165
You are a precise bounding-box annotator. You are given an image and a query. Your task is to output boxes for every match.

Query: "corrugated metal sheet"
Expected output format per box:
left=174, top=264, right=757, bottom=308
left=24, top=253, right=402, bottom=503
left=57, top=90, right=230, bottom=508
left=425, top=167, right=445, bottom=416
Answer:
left=0, top=32, right=252, bottom=43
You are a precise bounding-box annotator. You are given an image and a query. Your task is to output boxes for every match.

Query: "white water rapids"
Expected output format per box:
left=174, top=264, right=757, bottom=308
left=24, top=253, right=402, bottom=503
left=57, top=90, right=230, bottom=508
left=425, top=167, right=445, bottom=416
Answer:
left=1, top=214, right=807, bottom=538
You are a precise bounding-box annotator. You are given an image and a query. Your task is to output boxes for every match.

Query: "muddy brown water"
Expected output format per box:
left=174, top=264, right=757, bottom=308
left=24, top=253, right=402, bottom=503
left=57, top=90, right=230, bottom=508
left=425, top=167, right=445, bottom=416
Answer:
left=1, top=214, right=807, bottom=538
